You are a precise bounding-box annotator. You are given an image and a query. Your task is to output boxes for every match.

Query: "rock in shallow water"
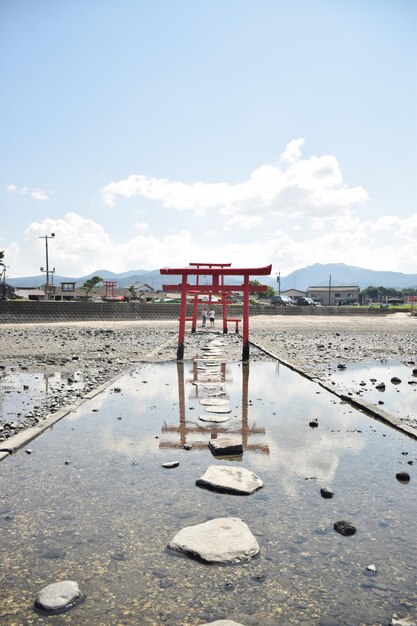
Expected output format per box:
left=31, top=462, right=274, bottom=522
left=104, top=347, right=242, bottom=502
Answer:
left=209, top=437, right=243, bottom=457
left=333, top=520, right=356, bottom=536
left=198, top=414, right=231, bottom=424
left=205, top=405, right=232, bottom=414
left=196, top=465, right=263, bottom=495
left=396, top=471, right=410, bottom=483
left=162, top=461, right=179, bottom=469
left=168, top=517, right=259, bottom=563
left=200, top=398, right=230, bottom=406
left=200, top=621, right=247, bottom=626
left=35, top=580, right=81, bottom=612
left=320, top=487, right=334, bottom=499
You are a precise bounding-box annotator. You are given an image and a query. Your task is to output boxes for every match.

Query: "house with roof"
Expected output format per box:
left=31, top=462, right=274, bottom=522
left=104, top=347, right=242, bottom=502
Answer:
left=280, top=288, right=306, bottom=300
left=306, top=285, right=360, bottom=306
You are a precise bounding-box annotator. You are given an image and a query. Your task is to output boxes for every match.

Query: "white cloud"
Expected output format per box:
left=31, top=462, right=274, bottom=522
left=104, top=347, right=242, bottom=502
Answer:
left=4, top=210, right=417, bottom=277
left=100, top=140, right=368, bottom=224
left=279, top=138, right=304, bottom=164
left=224, top=214, right=264, bottom=231
left=31, top=188, right=49, bottom=201
left=6, top=184, right=49, bottom=201
left=134, top=221, right=149, bottom=231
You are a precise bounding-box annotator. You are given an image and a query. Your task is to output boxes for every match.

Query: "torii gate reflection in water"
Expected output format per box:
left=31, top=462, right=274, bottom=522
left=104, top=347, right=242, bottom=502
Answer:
left=160, top=262, right=272, bottom=362
left=159, top=361, right=269, bottom=455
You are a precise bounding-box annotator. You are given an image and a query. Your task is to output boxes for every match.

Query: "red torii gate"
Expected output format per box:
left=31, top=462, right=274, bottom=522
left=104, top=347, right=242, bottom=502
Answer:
left=160, top=262, right=272, bottom=361
left=103, top=280, right=117, bottom=298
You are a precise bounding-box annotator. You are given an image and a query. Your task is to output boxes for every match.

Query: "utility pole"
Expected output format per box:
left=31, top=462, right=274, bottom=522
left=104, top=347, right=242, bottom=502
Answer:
left=276, top=271, right=281, bottom=295
left=39, top=233, right=55, bottom=300
left=328, top=274, right=332, bottom=306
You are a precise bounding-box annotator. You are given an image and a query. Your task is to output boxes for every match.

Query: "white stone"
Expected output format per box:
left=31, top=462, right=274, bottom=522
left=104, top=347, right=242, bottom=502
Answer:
left=209, top=436, right=243, bottom=457
left=205, top=405, right=232, bottom=414
left=35, top=580, right=81, bottom=611
left=200, top=621, right=246, bottom=626
left=198, top=414, right=231, bottom=423
left=193, top=381, right=224, bottom=388
left=196, top=465, right=263, bottom=495
left=200, top=398, right=229, bottom=406
left=168, top=517, right=259, bottom=563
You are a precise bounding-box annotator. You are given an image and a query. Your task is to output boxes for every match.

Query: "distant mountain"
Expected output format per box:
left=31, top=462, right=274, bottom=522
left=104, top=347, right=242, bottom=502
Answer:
left=7, top=263, right=417, bottom=291
left=280, top=263, right=417, bottom=291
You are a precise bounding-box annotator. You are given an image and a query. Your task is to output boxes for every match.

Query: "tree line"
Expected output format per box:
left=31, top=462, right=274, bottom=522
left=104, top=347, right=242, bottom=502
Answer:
left=361, top=286, right=417, bottom=299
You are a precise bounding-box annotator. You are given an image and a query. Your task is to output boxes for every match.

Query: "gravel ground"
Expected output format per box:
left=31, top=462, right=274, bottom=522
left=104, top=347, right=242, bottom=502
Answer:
left=250, top=312, right=417, bottom=377
left=0, top=313, right=416, bottom=440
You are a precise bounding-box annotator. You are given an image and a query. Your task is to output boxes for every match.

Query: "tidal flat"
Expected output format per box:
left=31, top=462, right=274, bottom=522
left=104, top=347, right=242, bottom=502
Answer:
left=0, top=355, right=416, bottom=625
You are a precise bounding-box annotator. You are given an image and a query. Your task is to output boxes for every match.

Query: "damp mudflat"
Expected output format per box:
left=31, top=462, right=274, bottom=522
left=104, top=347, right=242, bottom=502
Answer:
left=0, top=360, right=416, bottom=626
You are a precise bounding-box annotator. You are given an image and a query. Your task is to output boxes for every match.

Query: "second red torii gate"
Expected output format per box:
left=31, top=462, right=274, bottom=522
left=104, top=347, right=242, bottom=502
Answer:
left=160, top=262, right=272, bottom=362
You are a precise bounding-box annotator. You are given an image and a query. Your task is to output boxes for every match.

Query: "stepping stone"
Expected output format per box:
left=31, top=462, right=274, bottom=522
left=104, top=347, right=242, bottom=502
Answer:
left=198, top=414, right=231, bottom=423
left=35, top=580, right=81, bottom=612
left=200, top=621, right=246, bottom=626
left=196, top=465, right=263, bottom=495
left=193, top=380, right=224, bottom=389
left=168, top=517, right=259, bottom=563
left=205, top=405, right=231, bottom=414
left=200, top=398, right=230, bottom=406
left=209, top=436, right=243, bottom=457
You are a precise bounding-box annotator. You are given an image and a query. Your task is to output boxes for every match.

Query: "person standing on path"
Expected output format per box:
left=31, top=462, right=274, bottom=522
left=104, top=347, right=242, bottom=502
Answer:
left=201, top=307, right=207, bottom=327
left=209, top=308, right=215, bottom=327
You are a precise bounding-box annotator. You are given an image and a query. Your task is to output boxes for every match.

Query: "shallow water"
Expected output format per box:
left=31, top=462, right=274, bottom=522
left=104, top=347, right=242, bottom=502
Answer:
left=0, top=359, right=416, bottom=626
left=0, top=369, right=86, bottom=428
left=325, top=359, right=417, bottom=424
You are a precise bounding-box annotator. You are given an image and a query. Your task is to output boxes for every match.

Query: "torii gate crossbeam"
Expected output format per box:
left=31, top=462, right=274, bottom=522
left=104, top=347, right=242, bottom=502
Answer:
left=160, top=263, right=272, bottom=361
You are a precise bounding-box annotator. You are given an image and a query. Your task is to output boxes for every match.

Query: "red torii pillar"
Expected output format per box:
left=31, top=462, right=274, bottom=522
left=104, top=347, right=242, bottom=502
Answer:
left=160, top=263, right=272, bottom=362
left=103, top=280, right=117, bottom=298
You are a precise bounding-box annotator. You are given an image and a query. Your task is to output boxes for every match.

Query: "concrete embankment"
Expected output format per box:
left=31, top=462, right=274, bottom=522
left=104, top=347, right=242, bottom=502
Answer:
left=0, top=300, right=394, bottom=324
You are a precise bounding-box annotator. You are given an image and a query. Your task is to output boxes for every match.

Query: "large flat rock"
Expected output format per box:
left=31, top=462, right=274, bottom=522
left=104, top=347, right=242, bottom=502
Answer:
left=200, top=621, right=246, bottom=625
left=35, top=580, right=81, bottom=612
left=198, top=414, right=231, bottom=423
left=168, top=517, right=259, bottom=563
left=205, top=405, right=232, bottom=414
left=200, top=398, right=230, bottom=406
left=196, top=465, right=263, bottom=495
left=209, top=437, right=243, bottom=457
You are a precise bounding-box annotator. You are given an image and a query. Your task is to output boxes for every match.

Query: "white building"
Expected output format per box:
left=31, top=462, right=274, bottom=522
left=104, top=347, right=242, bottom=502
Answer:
left=306, top=285, right=360, bottom=305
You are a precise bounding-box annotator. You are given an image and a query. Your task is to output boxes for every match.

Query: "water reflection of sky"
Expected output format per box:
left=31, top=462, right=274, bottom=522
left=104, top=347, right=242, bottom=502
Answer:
left=324, top=359, right=417, bottom=423
left=0, top=361, right=416, bottom=626
left=0, top=370, right=85, bottom=426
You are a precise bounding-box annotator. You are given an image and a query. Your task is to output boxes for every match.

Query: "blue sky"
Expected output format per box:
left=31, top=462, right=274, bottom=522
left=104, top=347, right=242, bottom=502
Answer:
left=1, top=0, right=416, bottom=278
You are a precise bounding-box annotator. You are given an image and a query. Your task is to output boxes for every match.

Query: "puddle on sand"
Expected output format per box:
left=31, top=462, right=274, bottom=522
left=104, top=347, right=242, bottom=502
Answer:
left=0, top=370, right=86, bottom=428
left=325, top=359, right=417, bottom=425
left=0, top=361, right=416, bottom=626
